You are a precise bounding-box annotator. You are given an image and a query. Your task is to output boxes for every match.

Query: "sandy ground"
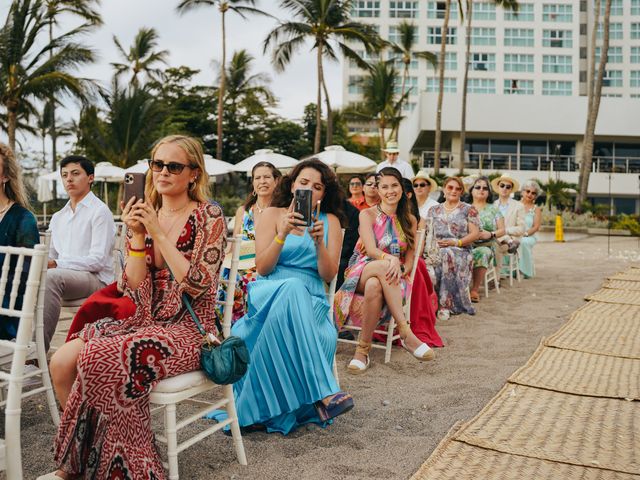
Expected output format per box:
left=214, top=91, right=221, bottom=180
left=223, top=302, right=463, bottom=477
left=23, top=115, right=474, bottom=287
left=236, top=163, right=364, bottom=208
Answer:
left=10, top=234, right=640, bottom=480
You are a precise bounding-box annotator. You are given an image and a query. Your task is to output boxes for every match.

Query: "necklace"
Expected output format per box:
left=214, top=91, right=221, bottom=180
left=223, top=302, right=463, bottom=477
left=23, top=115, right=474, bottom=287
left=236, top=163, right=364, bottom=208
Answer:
left=443, top=201, right=460, bottom=212
left=159, top=201, right=190, bottom=217
left=0, top=200, right=13, bottom=217
left=254, top=201, right=268, bottom=214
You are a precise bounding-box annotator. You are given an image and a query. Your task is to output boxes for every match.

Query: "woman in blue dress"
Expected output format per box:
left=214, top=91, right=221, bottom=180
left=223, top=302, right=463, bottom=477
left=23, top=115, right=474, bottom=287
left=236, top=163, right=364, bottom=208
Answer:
left=519, top=180, right=542, bottom=278
left=229, top=158, right=353, bottom=434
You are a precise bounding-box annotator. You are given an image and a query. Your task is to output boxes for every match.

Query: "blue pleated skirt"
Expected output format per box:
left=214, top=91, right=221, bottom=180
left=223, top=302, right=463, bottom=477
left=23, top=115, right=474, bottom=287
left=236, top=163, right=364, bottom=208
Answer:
left=229, top=265, right=339, bottom=435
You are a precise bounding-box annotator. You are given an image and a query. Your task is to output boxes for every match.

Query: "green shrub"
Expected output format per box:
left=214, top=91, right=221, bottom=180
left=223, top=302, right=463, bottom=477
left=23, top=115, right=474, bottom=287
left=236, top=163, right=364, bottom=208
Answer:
left=612, top=214, right=640, bottom=236
left=541, top=207, right=609, bottom=229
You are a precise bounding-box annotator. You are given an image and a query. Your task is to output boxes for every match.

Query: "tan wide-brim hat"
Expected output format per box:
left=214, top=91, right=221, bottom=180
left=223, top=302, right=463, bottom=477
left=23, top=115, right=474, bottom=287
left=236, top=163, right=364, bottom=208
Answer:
left=412, top=170, right=438, bottom=191
left=461, top=174, right=479, bottom=193
left=222, top=240, right=256, bottom=271
left=491, top=174, right=520, bottom=194
left=382, top=141, right=400, bottom=154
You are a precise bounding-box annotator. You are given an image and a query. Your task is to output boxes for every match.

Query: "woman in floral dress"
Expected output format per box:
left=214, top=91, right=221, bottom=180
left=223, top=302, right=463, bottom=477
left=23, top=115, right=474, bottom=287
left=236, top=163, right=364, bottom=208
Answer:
left=427, top=177, right=480, bottom=317
left=44, top=135, right=226, bottom=480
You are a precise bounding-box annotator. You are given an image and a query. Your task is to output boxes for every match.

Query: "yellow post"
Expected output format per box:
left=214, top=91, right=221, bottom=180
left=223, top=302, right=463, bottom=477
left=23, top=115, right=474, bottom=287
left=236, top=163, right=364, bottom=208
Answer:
left=555, top=214, right=565, bottom=242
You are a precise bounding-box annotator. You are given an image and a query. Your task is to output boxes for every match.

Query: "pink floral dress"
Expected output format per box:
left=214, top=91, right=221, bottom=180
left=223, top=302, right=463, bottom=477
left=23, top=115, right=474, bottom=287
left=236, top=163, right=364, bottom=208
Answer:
left=334, top=206, right=412, bottom=329
left=53, top=202, right=226, bottom=480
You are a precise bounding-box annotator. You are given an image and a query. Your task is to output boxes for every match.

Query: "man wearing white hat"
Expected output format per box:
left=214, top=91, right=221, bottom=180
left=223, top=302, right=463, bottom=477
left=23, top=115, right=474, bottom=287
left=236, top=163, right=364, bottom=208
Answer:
left=492, top=174, right=525, bottom=273
left=376, top=141, right=415, bottom=179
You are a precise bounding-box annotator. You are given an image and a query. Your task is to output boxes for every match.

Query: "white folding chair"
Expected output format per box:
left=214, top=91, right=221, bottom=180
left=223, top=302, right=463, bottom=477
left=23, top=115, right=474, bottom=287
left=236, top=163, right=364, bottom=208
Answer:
left=505, top=251, right=522, bottom=287
left=484, top=265, right=500, bottom=298
left=0, top=244, right=47, bottom=479
left=338, top=229, right=426, bottom=364
left=149, top=235, right=247, bottom=480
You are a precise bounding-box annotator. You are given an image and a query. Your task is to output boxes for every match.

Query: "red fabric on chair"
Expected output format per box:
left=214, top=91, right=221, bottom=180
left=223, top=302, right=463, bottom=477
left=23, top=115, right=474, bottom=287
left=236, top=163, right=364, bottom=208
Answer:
left=410, top=258, right=444, bottom=348
left=65, top=282, right=136, bottom=342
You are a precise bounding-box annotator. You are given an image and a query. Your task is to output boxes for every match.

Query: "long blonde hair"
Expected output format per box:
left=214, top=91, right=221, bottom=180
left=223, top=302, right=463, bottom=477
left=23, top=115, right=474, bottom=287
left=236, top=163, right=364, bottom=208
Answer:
left=146, top=135, right=210, bottom=209
left=0, top=143, right=31, bottom=209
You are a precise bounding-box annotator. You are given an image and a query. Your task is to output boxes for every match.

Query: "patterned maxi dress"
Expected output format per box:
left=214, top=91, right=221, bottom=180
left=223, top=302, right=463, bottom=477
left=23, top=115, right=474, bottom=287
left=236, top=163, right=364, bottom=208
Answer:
left=334, top=206, right=412, bottom=329
left=53, top=202, right=226, bottom=480
left=472, top=205, right=502, bottom=269
left=427, top=203, right=479, bottom=315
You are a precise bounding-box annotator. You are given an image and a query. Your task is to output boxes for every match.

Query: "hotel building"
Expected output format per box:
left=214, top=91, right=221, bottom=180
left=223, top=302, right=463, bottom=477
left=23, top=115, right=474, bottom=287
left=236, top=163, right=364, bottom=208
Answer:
left=344, top=0, right=640, bottom=213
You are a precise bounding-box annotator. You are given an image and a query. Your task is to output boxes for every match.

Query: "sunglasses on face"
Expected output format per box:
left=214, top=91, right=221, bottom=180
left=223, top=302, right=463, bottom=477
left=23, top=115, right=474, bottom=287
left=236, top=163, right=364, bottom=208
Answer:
left=445, top=185, right=462, bottom=192
left=499, top=183, right=513, bottom=190
left=149, top=159, right=195, bottom=175
left=349, top=182, right=362, bottom=187
left=413, top=182, right=428, bottom=188
left=364, top=182, right=377, bottom=188
left=524, top=189, right=537, bottom=195
left=473, top=185, right=490, bottom=191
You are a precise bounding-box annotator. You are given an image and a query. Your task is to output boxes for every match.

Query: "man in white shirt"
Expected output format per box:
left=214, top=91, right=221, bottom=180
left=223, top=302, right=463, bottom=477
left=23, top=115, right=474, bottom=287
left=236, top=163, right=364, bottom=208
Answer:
left=491, top=174, right=525, bottom=276
left=376, top=141, right=415, bottom=179
left=44, top=155, right=115, bottom=351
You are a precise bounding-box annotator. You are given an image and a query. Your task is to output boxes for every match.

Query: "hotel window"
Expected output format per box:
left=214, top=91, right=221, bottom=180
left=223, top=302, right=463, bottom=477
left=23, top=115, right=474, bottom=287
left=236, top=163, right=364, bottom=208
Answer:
left=471, top=27, right=496, bottom=46
left=631, top=71, right=640, bottom=88
left=543, top=29, right=573, bottom=48
left=426, top=1, right=458, bottom=19
left=392, top=55, right=418, bottom=70
left=542, top=55, right=573, bottom=73
left=349, top=50, right=379, bottom=68
left=427, top=26, right=457, bottom=44
left=434, top=51, right=458, bottom=70
left=543, top=4, right=573, bottom=22
left=394, top=76, right=418, bottom=94
left=504, top=28, right=534, bottom=47
left=468, top=78, right=496, bottom=94
left=631, top=47, right=640, bottom=64
left=348, top=76, right=364, bottom=94
left=390, top=1, right=419, bottom=18
left=504, top=53, right=534, bottom=72
left=600, top=0, right=623, bottom=16
left=602, top=70, right=622, bottom=88
left=402, top=102, right=417, bottom=112
left=542, top=80, right=572, bottom=96
left=595, top=46, right=622, bottom=64
left=388, top=25, right=402, bottom=44
left=633, top=0, right=640, bottom=15
left=597, top=23, right=623, bottom=40
left=631, top=23, right=640, bottom=39
left=426, top=77, right=456, bottom=92
left=472, top=2, right=496, bottom=20
left=504, top=3, right=533, bottom=21
left=351, top=1, right=380, bottom=17
left=471, top=53, right=496, bottom=71
left=504, top=79, right=534, bottom=95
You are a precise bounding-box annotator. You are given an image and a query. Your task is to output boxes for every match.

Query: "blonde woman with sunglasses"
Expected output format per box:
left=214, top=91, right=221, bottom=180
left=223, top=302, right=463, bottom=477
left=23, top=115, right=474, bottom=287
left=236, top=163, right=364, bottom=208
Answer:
left=519, top=180, right=542, bottom=278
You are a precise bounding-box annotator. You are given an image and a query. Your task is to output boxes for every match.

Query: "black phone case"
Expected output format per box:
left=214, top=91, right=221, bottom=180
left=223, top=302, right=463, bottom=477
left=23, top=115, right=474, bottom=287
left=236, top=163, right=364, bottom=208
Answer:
left=123, top=173, right=146, bottom=204
left=294, top=189, right=313, bottom=227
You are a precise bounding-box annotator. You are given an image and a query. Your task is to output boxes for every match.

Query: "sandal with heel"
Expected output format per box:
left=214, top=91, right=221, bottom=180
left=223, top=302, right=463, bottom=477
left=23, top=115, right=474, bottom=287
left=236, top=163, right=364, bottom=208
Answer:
left=347, top=339, right=372, bottom=374
left=398, top=323, right=435, bottom=361
left=315, top=392, right=354, bottom=421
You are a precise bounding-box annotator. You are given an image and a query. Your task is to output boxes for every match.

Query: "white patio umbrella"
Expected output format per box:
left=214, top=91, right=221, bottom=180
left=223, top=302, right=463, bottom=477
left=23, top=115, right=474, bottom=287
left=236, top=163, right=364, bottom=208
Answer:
left=314, top=145, right=377, bottom=174
left=232, top=149, right=298, bottom=175
left=124, top=160, right=149, bottom=174
left=37, top=176, right=54, bottom=224
left=94, top=161, right=126, bottom=182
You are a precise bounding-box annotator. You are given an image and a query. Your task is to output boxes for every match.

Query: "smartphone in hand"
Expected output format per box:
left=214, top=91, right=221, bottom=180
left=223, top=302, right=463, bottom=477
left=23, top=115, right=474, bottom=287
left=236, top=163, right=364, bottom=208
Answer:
left=294, top=189, right=313, bottom=227
left=123, top=173, right=146, bottom=205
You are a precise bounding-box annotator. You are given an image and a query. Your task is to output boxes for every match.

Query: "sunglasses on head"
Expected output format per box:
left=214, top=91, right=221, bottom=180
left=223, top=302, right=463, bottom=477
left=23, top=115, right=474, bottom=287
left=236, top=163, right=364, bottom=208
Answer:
left=473, top=185, right=490, bottom=191
left=149, top=159, right=195, bottom=175
left=349, top=182, right=362, bottom=187
left=413, top=182, right=428, bottom=188
left=499, top=183, right=513, bottom=190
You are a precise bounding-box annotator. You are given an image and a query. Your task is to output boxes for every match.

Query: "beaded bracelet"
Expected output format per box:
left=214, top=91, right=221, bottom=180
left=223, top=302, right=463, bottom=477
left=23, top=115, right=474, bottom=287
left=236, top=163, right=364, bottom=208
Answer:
left=274, top=235, right=285, bottom=245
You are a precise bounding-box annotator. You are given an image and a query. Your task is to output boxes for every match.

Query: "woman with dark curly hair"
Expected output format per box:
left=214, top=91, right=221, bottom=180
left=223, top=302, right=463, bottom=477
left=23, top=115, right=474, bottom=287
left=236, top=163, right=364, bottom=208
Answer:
left=216, top=159, right=353, bottom=435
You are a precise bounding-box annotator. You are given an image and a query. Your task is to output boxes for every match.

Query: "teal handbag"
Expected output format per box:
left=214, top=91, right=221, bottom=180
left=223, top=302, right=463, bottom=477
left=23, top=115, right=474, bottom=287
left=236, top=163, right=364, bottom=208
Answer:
left=182, top=293, right=250, bottom=385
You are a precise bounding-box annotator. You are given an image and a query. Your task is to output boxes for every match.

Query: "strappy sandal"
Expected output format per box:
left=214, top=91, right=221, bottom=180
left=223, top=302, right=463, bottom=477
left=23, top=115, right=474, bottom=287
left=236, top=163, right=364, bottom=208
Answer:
left=347, top=339, right=371, bottom=374
left=398, top=323, right=435, bottom=362
left=315, top=392, right=355, bottom=421
left=470, top=290, right=480, bottom=303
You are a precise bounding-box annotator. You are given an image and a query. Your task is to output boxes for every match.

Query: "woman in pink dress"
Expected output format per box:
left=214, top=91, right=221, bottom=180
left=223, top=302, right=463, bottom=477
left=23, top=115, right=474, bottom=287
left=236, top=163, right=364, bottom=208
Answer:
left=43, top=135, right=226, bottom=480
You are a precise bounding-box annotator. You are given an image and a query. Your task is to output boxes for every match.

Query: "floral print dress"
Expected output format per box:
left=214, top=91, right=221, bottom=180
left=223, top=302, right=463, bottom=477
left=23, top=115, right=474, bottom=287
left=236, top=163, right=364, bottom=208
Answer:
left=334, top=206, right=412, bottom=329
left=427, top=203, right=479, bottom=315
left=471, top=205, right=502, bottom=269
left=53, top=202, right=226, bottom=480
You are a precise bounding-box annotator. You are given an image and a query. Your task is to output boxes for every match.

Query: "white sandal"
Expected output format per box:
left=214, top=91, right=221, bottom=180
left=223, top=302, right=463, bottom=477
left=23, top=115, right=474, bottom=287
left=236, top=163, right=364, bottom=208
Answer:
left=36, top=472, right=65, bottom=480
left=347, top=339, right=372, bottom=374
left=401, top=340, right=435, bottom=361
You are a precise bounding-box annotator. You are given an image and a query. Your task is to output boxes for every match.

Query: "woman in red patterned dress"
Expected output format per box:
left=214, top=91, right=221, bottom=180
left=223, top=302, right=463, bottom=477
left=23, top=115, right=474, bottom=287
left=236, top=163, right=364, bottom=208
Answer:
left=42, top=135, right=226, bottom=480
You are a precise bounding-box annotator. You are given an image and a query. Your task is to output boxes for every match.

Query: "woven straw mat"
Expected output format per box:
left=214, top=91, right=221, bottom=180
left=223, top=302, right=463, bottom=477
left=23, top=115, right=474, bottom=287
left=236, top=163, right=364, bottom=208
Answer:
left=545, top=304, right=640, bottom=359
left=454, top=384, right=640, bottom=475
left=509, top=343, right=640, bottom=400
left=411, top=439, right=640, bottom=480
left=585, top=288, right=640, bottom=306
left=607, top=272, right=640, bottom=282
left=603, top=279, right=640, bottom=291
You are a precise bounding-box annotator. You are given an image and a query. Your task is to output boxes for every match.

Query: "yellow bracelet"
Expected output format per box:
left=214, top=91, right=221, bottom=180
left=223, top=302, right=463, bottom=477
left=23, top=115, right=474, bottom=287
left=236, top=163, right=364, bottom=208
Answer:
left=129, top=250, right=145, bottom=258
left=380, top=253, right=386, bottom=261
left=274, top=235, right=285, bottom=245
left=457, top=239, right=463, bottom=247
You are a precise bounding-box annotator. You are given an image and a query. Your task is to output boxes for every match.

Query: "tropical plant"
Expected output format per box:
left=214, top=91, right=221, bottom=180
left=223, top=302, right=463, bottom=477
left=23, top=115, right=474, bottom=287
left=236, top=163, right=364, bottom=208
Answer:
left=223, top=49, right=275, bottom=117
left=458, top=0, right=518, bottom=175
left=264, top=0, right=380, bottom=153
left=0, top=0, right=96, bottom=152
left=535, top=178, right=578, bottom=210
left=176, top=0, right=270, bottom=162
left=388, top=21, right=436, bottom=141
left=576, top=0, right=612, bottom=211
left=112, top=27, right=169, bottom=87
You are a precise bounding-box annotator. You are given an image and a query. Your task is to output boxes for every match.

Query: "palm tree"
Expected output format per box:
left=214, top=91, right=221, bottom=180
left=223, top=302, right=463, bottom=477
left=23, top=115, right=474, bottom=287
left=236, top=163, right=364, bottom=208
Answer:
left=176, top=0, right=270, bottom=162
left=537, top=178, right=577, bottom=210
left=388, top=21, right=436, bottom=141
left=112, top=27, right=169, bottom=87
left=0, top=0, right=96, bottom=152
left=458, top=0, right=518, bottom=175
left=345, top=61, right=407, bottom=158
left=223, top=49, right=275, bottom=115
left=576, top=0, right=612, bottom=212
left=264, top=0, right=380, bottom=153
